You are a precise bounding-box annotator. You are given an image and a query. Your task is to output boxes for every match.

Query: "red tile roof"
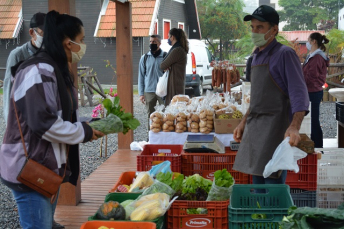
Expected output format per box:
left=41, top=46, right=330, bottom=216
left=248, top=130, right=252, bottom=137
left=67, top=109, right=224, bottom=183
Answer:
left=280, top=30, right=325, bottom=42
left=0, top=0, right=22, bottom=39
left=96, top=0, right=156, bottom=37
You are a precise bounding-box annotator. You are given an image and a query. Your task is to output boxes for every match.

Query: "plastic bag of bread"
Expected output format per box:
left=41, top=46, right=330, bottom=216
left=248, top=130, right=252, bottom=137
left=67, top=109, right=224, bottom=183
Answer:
left=187, top=112, right=200, bottom=133
left=171, top=95, right=190, bottom=104
left=198, top=106, right=214, bottom=134
left=162, top=107, right=175, bottom=132
left=175, top=111, right=187, bottom=133
left=149, top=104, right=165, bottom=133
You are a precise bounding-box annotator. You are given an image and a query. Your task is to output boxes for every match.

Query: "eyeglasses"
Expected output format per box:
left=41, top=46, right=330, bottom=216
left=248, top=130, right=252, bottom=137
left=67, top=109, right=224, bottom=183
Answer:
left=33, top=29, right=43, bottom=37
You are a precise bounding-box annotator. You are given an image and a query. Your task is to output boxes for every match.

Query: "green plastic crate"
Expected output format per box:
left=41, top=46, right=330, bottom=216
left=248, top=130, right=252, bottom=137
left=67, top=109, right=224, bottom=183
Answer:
left=228, top=184, right=294, bottom=229
left=88, top=192, right=165, bottom=229
left=104, top=192, right=141, bottom=202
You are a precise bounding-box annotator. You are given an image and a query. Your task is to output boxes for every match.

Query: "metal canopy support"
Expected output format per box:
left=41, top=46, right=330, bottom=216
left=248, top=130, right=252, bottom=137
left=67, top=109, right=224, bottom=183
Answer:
left=116, top=1, right=134, bottom=149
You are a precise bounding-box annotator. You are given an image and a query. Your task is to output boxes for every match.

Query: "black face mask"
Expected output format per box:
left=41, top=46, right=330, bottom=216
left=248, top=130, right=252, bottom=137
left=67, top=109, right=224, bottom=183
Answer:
left=150, top=43, right=158, bottom=52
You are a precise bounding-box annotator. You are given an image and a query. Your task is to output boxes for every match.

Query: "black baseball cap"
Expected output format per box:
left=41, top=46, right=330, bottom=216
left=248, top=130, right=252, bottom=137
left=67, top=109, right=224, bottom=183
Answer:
left=244, top=5, right=279, bottom=25
left=30, top=12, right=46, bottom=30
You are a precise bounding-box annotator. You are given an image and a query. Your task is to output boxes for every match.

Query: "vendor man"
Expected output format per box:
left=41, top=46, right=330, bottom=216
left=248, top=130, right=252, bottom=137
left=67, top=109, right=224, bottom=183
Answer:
left=233, top=5, right=309, bottom=184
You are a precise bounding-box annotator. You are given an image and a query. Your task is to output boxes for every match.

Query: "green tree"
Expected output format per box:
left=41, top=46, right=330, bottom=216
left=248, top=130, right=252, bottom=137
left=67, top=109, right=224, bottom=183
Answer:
left=197, top=0, right=249, bottom=60
left=326, top=29, right=344, bottom=54
left=278, top=0, right=344, bottom=31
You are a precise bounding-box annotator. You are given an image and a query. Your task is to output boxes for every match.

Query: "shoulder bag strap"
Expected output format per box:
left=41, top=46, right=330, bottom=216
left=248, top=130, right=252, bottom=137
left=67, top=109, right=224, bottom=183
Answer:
left=12, top=98, right=69, bottom=180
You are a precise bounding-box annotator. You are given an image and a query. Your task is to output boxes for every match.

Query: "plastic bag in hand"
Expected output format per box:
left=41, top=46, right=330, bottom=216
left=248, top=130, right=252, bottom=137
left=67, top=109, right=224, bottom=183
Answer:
left=156, top=70, right=169, bottom=97
left=263, top=137, right=307, bottom=178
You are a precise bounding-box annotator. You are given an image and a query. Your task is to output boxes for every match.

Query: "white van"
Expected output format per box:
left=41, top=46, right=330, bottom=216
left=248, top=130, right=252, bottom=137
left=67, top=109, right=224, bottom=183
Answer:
left=160, top=39, right=214, bottom=96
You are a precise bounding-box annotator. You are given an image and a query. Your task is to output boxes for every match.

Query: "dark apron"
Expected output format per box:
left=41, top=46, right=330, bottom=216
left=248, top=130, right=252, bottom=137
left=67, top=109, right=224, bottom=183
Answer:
left=233, top=43, right=290, bottom=178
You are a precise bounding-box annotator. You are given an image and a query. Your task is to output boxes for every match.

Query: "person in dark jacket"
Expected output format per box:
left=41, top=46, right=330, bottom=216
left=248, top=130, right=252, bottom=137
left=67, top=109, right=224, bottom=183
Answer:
left=3, top=12, right=46, bottom=126
left=160, top=28, right=188, bottom=105
left=303, top=32, right=330, bottom=148
left=0, top=11, right=104, bottom=229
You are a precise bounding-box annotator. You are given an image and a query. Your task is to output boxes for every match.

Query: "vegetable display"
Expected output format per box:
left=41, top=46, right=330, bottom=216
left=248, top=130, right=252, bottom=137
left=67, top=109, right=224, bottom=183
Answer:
left=214, top=168, right=234, bottom=187
left=206, top=168, right=235, bottom=201
left=175, top=174, right=212, bottom=201
left=279, top=206, right=344, bottom=229
left=95, top=201, right=125, bottom=220
left=156, top=172, right=184, bottom=193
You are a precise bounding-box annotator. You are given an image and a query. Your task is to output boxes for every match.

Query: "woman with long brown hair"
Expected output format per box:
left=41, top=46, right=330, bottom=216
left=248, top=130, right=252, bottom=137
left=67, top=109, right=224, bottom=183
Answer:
left=160, top=28, right=188, bottom=105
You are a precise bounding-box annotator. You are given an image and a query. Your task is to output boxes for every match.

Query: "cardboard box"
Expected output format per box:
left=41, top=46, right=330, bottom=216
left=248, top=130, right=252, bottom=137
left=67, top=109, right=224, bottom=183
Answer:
left=214, top=113, right=242, bottom=134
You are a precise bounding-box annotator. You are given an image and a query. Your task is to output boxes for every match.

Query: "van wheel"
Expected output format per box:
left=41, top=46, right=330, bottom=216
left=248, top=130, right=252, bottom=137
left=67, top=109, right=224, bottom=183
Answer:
left=193, top=81, right=203, bottom=96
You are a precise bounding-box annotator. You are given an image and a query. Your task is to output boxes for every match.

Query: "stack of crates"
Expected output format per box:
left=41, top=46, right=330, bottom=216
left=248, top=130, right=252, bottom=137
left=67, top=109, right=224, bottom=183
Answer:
left=228, top=184, right=294, bottom=228
left=287, top=153, right=318, bottom=207
left=249, top=153, right=318, bottom=207
left=317, top=149, right=344, bottom=208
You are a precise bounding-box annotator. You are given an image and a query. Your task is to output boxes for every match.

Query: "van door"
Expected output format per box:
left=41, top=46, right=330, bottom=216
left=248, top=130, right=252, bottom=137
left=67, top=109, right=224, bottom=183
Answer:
left=202, top=47, right=213, bottom=86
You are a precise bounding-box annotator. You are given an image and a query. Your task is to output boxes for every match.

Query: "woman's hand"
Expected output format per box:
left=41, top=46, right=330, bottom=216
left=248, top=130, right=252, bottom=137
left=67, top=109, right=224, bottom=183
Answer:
left=91, top=129, right=105, bottom=141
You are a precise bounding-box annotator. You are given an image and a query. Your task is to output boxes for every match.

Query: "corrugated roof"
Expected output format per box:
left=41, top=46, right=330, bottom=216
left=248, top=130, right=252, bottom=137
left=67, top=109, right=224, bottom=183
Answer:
left=0, top=0, right=22, bottom=39
left=96, top=0, right=156, bottom=37
left=280, top=30, right=326, bottom=42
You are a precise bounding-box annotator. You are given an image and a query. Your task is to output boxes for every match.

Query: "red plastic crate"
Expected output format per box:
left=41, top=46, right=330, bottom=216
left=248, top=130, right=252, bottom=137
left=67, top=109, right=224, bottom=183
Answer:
left=249, top=154, right=317, bottom=191
left=108, top=171, right=136, bottom=193
left=80, top=220, right=156, bottom=229
left=286, top=153, right=317, bottom=190
left=167, top=200, right=229, bottom=229
left=181, top=148, right=249, bottom=184
left=137, top=144, right=183, bottom=172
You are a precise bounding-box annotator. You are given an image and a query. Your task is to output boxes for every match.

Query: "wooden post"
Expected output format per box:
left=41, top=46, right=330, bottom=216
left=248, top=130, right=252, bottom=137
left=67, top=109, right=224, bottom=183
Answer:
left=116, top=1, right=134, bottom=149
left=48, top=0, right=81, bottom=206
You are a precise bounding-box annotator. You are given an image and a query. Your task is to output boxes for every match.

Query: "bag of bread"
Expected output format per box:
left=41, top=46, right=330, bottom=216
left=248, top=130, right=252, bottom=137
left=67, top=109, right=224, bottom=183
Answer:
left=198, top=105, right=214, bottom=134
left=187, top=112, right=200, bottom=133
left=149, top=104, right=165, bottom=133
left=171, top=95, right=190, bottom=104
left=162, top=106, right=175, bottom=132
left=175, top=111, right=187, bottom=133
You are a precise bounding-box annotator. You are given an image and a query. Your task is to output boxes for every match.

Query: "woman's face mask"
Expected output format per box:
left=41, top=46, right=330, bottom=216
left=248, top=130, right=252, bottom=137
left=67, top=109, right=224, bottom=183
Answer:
left=69, top=40, right=86, bottom=63
left=33, top=30, right=43, bottom=48
left=306, top=41, right=312, bottom=51
left=251, top=28, right=273, bottom=47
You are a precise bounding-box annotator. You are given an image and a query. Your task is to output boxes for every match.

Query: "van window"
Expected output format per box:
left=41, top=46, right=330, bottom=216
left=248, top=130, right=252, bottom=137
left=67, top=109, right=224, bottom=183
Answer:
left=206, top=47, right=212, bottom=63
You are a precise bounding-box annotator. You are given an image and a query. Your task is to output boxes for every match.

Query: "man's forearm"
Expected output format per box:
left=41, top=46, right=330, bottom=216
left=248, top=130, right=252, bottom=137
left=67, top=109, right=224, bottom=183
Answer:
left=289, top=111, right=306, bottom=130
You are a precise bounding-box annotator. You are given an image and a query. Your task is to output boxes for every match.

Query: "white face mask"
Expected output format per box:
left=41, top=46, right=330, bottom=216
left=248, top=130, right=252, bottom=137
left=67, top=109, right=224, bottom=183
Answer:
left=33, top=30, right=43, bottom=48
left=306, top=41, right=312, bottom=51
left=251, top=28, right=272, bottom=47
left=69, top=40, right=86, bottom=63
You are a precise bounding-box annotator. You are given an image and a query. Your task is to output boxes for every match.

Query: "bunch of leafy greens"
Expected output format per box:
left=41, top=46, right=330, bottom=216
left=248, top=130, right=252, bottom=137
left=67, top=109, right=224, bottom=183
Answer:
left=102, top=97, right=140, bottom=134
left=89, top=113, right=123, bottom=135
left=182, top=174, right=212, bottom=194
left=279, top=206, right=344, bottom=229
left=214, top=169, right=234, bottom=187
left=156, top=172, right=184, bottom=193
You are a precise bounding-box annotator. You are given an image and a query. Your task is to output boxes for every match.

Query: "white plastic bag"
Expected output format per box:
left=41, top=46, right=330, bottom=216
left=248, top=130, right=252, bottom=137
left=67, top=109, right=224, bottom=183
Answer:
left=263, top=137, right=307, bottom=178
left=156, top=70, right=169, bottom=97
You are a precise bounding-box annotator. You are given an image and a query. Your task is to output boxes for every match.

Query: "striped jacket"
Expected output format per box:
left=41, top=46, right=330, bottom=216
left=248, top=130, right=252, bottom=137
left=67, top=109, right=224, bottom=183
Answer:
left=0, top=53, right=93, bottom=191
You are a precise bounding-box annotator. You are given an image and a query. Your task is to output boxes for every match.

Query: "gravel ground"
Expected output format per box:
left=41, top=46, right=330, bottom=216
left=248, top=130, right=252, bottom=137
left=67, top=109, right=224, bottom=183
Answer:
left=0, top=94, right=338, bottom=228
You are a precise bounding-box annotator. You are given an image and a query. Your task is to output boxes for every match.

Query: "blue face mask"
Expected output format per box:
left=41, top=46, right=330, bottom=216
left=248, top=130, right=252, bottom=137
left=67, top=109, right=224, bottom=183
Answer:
left=306, top=41, right=312, bottom=51
left=167, top=38, right=172, bottom=46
